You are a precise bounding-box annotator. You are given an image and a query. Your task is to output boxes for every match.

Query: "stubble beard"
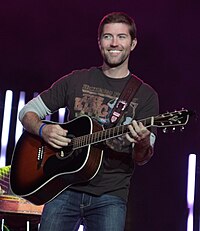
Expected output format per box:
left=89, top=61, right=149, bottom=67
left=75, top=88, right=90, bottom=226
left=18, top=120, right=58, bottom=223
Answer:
left=103, top=52, right=129, bottom=68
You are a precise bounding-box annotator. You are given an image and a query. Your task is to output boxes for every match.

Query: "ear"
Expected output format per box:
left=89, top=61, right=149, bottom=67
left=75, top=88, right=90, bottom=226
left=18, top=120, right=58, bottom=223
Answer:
left=131, top=38, right=137, bottom=51
left=98, top=38, right=102, bottom=50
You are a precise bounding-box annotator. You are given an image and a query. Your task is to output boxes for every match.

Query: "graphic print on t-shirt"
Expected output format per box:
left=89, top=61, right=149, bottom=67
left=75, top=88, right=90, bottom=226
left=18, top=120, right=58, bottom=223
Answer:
left=74, top=84, right=138, bottom=126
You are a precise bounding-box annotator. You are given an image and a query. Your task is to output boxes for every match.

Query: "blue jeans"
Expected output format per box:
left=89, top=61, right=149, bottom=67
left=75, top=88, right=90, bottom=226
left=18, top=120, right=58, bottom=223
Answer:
left=39, top=190, right=127, bottom=231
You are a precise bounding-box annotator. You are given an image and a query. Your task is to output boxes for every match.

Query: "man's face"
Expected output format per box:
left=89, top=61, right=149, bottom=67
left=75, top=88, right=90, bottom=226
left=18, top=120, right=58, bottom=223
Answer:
left=98, top=23, right=137, bottom=68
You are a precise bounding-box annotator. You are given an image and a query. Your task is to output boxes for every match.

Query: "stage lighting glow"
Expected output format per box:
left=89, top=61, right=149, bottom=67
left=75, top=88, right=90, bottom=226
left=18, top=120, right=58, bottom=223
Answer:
left=59, top=108, right=66, bottom=123
left=187, top=154, right=196, bottom=231
left=0, top=90, right=13, bottom=167
left=15, top=91, right=25, bottom=144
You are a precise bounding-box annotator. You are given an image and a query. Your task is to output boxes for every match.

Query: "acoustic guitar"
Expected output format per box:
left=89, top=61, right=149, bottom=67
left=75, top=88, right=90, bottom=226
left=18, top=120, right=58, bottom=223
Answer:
left=10, top=109, right=192, bottom=205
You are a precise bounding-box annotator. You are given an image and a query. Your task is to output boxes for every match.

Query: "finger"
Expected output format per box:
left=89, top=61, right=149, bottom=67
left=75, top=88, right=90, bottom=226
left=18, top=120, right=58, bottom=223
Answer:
left=133, top=121, right=149, bottom=137
left=127, top=123, right=138, bottom=138
left=49, top=137, right=71, bottom=148
left=129, top=121, right=144, bottom=139
left=54, top=125, right=68, bottom=137
left=54, top=134, right=71, bottom=143
left=48, top=142, right=63, bottom=149
left=132, top=121, right=143, bottom=134
left=49, top=136, right=71, bottom=146
left=125, top=133, right=140, bottom=143
left=131, top=120, right=140, bottom=130
left=126, top=125, right=141, bottom=143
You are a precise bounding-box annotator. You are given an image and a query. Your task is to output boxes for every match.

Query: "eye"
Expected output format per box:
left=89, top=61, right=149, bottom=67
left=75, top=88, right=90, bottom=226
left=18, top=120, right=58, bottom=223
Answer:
left=118, top=34, right=127, bottom=39
left=102, top=34, right=112, bottom=40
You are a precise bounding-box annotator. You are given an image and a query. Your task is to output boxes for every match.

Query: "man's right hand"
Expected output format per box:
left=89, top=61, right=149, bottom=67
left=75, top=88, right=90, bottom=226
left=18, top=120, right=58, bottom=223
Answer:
left=41, top=124, right=71, bottom=149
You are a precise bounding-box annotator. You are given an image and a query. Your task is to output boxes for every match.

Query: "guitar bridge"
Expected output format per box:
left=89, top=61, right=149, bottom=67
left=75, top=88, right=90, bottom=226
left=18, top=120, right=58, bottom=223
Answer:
left=37, top=146, right=44, bottom=169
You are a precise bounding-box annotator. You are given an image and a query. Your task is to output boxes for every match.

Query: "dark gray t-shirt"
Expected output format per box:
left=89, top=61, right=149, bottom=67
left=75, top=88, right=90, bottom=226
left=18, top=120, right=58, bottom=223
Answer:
left=40, top=67, right=159, bottom=201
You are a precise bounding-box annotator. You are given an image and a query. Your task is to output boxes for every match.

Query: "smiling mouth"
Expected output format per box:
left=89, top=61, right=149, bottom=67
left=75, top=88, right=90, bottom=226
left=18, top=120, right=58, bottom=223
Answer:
left=108, top=50, right=122, bottom=56
left=108, top=50, right=121, bottom=53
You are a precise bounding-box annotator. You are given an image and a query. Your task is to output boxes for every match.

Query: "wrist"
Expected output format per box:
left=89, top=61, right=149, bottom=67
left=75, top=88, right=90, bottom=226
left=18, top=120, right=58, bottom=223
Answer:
left=39, top=123, right=47, bottom=138
left=133, top=144, right=153, bottom=165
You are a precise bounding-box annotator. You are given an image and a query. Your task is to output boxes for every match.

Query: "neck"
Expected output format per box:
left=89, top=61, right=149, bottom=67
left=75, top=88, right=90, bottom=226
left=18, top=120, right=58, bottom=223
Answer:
left=102, top=64, right=130, bottom=79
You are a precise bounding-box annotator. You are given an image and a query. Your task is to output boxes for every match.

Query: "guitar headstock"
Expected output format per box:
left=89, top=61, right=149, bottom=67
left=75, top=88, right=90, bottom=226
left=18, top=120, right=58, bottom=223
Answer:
left=153, top=109, right=193, bottom=131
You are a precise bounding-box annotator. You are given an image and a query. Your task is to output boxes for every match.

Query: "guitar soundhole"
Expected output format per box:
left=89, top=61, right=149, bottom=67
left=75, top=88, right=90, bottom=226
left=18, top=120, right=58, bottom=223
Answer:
left=56, top=134, right=76, bottom=159
left=44, top=147, right=86, bottom=177
left=57, top=149, right=72, bottom=159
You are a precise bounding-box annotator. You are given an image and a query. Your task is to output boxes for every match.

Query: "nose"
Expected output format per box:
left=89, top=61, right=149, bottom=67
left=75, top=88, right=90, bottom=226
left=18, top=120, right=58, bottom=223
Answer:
left=110, top=37, right=119, bottom=46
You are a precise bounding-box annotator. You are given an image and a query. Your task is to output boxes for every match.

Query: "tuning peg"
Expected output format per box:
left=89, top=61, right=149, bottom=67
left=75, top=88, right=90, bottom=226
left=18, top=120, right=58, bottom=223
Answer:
left=163, top=128, right=168, bottom=133
left=172, top=127, right=176, bottom=132
left=180, top=126, right=185, bottom=132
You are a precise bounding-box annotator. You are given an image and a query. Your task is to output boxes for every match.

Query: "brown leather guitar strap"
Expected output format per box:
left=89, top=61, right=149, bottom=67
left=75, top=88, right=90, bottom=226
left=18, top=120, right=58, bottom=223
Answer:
left=109, top=74, right=143, bottom=127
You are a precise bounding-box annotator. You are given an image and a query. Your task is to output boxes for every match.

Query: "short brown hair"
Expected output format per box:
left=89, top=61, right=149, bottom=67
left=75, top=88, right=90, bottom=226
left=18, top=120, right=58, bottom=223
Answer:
left=98, top=12, right=137, bottom=41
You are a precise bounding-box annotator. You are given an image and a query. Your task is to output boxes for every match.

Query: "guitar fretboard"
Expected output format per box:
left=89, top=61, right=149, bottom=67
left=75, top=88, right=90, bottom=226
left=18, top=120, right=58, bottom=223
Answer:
left=72, top=117, right=153, bottom=149
left=64, top=109, right=191, bottom=150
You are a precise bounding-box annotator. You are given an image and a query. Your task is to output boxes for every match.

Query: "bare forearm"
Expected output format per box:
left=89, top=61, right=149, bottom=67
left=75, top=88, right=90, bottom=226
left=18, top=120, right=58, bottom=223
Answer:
left=21, top=111, right=43, bottom=136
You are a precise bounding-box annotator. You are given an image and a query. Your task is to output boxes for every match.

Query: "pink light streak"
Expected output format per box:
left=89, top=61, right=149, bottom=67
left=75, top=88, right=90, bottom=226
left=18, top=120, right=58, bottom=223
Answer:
left=187, top=154, right=196, bottom=231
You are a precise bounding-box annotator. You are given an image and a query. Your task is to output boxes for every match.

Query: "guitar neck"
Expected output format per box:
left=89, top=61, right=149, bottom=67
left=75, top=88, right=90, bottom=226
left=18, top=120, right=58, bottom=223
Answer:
left=70, top=109, right=191, bottom=149
left=73, top=117, right=153, bottom=148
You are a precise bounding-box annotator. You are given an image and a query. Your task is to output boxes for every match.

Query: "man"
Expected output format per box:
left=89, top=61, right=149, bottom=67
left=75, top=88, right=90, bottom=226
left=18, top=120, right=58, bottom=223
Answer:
left=19, top=12, right=159, bottom=231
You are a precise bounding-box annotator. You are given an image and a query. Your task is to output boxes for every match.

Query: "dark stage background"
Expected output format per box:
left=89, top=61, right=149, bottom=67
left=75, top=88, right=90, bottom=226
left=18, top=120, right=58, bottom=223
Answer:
left=0, top=0, right=200, bottom=231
